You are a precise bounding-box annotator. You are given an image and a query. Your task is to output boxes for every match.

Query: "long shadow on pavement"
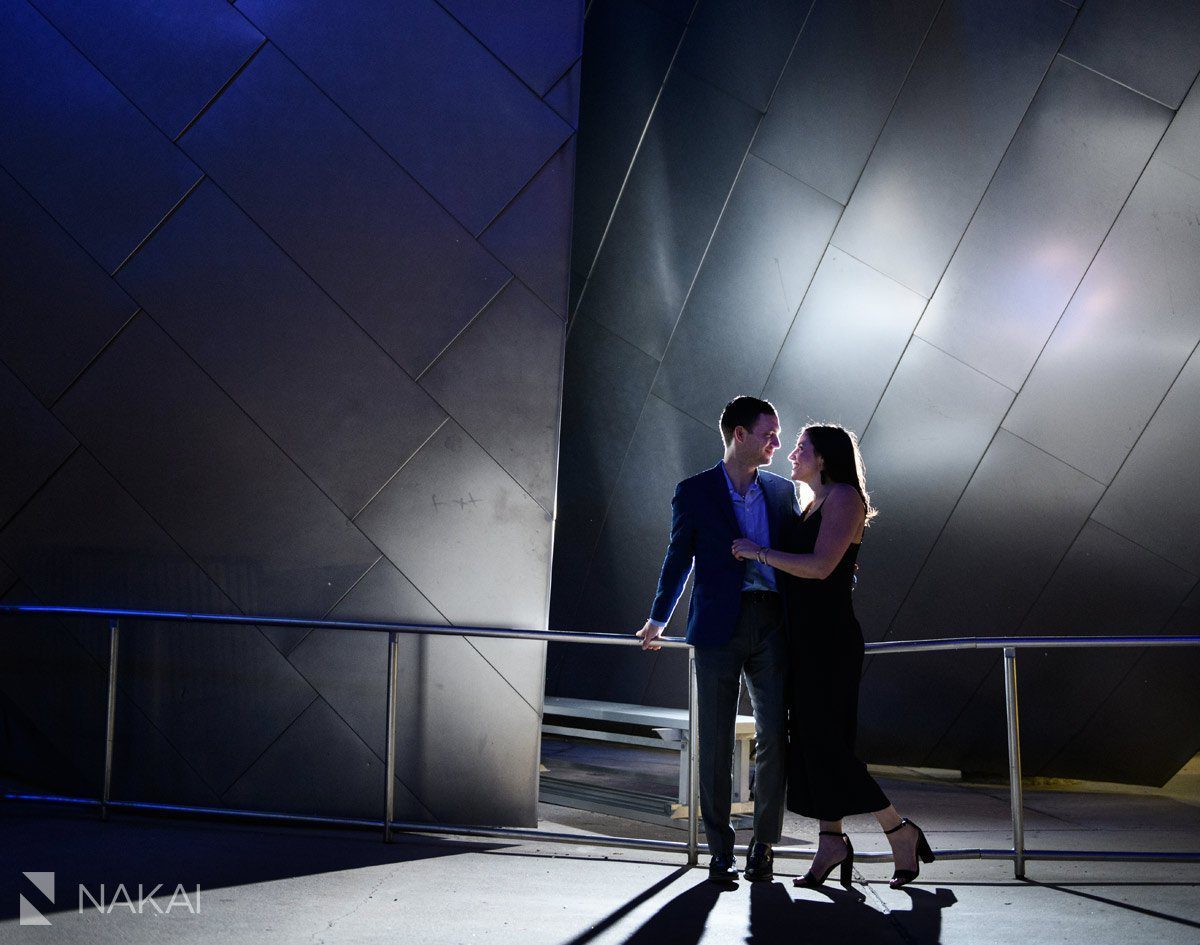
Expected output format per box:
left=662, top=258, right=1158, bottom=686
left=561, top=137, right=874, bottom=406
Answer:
left=750, top=881, right=956, bottom=945
left=1023, top=879, right=1200, bottom=933
left=612, top=877, right=957, bottom=945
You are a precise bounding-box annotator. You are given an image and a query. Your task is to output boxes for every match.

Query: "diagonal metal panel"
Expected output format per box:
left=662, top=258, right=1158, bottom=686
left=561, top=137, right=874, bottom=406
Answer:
left=329, top=558, right=445, bottom=625
left=1158, top=78, right=1200, bottom=180
left=117, top=180, right=447, bottom=518
left=971, top=523, right=1193, bottom=778
left=292, top=588, right=541, bottom=825
left=0, top=170, right=138, bottom=406
left=673, top=0, right=811, bottom=112
left=0, top=466, right=320, bottom=800
left=0, top=467, right=319, bottom=799
left=1047, top=645, right=1200, bottom=785
left=355, top=420, right=552, bottom=633
left=28, top=0, right=264, bottom=138
left=235, top=0, right=573, bottom=234
left=1, top=0, right=573, bottom=824
left=1092, top=345, right=1200, bottom=575
left=287, top=627, right=414, bottom=763
left=928, top=525, right=1196, bottom=782
left=550, top=314, right=659, bottom=632
left=419, top=281, right=565, bottom=514
left=653, top=155, right=842, bottom=425
left=1048, top=582, right=1200, bottom=784
left=1062, top=0, right=1200, bottom=109
left=0, top=363, right=77, bottom=527
left=52, top=316, right=380, bottom=616
left=915, top=56, right=1171, bottom=391
left=0, top=590, right=224, bottom=805
left=570, top=0, right=683, bottom=282
left=750, top=0, right=941, bottom=205
left=641, top=0, right=695, bottom=20
left=464, top=635, right=547, bottom=715
left=408, top=634, right=542, bottom=826
left=831, top=0, right=1075, bottom=297
left=0, top=451, right=231, bottom=616
left=439, top=0, right=583, bottom=98
left=313, top=535, right=546, bottom=722
left=553, top=396, right=714, bottom=705
left=557, top=315, right=660, bottom=517
left=855, top=339, right=1014, bottom=640
left=0, top=590, right=118, bottom=794
left=544, top=58, right=581, bottom=129
left=891, top=431, right=1106, bottom=643
left=578, top=68, right=759, bottom=359
left=857, top=431, right=1105, bottom=764
left=763, top=246, right=925, bottom=438
left=108, top=689, right=227, bottom=806
left=222, top=697, right=428, bottom=820
left=0, top=0, right=202, bottom=271
left=287, top=557, right=446, bottom=766
left=179, top=45, right=509, bottom=378
left=1004, top=158, right=1200, bottom=484
left=481, top=140, right=577, bottom=319
left=118, top=618, right=318, bottom=796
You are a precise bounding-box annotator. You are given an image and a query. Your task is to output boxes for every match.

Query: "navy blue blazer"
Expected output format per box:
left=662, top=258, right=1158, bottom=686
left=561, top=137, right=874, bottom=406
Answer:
left=650, top=462, right=800, bottom=647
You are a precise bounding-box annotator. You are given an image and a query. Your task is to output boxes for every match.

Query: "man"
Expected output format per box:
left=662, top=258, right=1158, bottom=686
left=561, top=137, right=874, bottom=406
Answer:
left=637, top=396, right=799, bottom=882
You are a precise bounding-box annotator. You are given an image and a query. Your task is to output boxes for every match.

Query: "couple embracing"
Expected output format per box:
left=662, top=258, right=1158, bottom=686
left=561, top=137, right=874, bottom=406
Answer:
left=635, top=396, right=933, bottom=888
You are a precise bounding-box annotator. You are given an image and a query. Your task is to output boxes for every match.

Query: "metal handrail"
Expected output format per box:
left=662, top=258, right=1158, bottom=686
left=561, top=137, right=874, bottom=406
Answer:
left=867, top=634, right=1200, bottom=652
left=2, top=603, right=1197, bottom=878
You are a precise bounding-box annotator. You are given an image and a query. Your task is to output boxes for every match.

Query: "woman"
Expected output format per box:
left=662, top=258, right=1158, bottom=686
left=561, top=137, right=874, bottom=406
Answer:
left=732, top=424, right=933, bottom=889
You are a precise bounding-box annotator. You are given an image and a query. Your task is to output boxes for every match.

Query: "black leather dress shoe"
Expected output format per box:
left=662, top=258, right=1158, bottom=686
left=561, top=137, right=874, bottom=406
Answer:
left=743, top=841, right=773, bottom=881
left=708, top=854, right=739, bottom=881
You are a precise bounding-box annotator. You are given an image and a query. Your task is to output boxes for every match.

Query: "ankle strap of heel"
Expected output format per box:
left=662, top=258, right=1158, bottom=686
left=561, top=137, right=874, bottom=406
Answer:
left=884, top=818, right=912, bottom=835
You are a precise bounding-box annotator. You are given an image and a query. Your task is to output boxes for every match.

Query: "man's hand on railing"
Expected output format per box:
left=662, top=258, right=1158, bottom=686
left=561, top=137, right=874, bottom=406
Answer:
left=636, top=620, right=665, bottom=651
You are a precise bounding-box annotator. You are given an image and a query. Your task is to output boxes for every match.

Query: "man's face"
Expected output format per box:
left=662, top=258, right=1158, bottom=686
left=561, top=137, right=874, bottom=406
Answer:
left=738, top=412, right=781, bottom=467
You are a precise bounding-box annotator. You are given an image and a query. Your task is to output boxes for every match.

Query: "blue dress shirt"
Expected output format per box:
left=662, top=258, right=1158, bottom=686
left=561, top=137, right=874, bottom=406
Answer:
left=721, top=464, right=778, bottom=594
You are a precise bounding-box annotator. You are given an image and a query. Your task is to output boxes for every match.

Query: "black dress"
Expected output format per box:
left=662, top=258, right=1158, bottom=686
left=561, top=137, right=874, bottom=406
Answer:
left=785, top=503, right=890, bottom=821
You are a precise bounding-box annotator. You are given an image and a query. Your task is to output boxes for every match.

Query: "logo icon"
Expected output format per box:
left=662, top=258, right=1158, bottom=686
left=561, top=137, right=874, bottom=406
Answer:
left=19, top=872, right=54, bottom=926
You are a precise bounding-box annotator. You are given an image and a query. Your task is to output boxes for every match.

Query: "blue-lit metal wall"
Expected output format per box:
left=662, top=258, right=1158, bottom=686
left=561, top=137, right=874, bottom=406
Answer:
left=551, top=0, right=1200, bottom=785
left=0, top=0, right=580, bottom=826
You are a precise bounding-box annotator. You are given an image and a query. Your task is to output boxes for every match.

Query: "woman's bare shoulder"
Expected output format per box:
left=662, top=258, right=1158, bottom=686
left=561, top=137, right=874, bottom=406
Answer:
left=826, top=483, right=866, bottom=515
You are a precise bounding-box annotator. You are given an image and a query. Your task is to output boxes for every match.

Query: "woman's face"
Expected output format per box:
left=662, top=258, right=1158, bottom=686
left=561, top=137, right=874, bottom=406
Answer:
left=788, top=433, right=820, bottom=482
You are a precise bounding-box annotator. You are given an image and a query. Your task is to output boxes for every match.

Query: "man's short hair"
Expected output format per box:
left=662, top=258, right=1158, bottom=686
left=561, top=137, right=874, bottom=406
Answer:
left=719, top=396, right=777, bottom=447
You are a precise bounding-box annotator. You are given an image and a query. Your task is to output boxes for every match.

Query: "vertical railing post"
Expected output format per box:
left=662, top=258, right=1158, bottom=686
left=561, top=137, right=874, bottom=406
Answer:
left=384, top=631, right=399, bottom=843
left=687, top=646, right=699, bottom=867
left=102, top=619, right=119, bottom=821
left=1003, top=646, right=1025, bottom=878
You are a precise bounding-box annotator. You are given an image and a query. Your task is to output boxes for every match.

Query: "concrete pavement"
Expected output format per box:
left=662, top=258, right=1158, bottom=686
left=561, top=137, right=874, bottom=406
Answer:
left=3, top=760, right=1198, bottom=945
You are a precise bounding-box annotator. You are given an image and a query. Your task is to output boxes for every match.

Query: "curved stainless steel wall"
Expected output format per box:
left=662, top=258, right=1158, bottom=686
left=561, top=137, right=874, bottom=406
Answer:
left=0, top=0, right=581, bottom=826
left=551, top=0, right=1200, bottom=785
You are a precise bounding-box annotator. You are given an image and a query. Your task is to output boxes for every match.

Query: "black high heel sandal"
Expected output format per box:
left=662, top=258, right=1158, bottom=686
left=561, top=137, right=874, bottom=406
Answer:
left=793, top=831, right=854, bottom=888
left=885, top=818, right=935, bottom=888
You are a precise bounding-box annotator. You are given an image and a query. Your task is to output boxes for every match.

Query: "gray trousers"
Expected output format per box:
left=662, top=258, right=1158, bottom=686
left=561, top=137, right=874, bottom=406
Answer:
left=693, top=592, right=787, bottom=860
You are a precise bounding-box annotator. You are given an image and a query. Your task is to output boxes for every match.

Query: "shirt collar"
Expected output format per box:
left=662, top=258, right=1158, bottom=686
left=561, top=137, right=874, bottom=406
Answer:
left=721, top=462, right=761, bottom=499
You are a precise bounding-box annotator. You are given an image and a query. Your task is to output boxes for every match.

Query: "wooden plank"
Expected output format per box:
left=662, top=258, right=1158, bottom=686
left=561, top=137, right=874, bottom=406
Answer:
left=541, top=724, right=682, bottom=750
left=544, top=696, right=755, bottom=736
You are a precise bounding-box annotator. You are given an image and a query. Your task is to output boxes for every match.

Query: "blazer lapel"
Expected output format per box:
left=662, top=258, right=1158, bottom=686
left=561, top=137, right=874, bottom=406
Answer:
left=707, top=462, right=741, bottom=537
